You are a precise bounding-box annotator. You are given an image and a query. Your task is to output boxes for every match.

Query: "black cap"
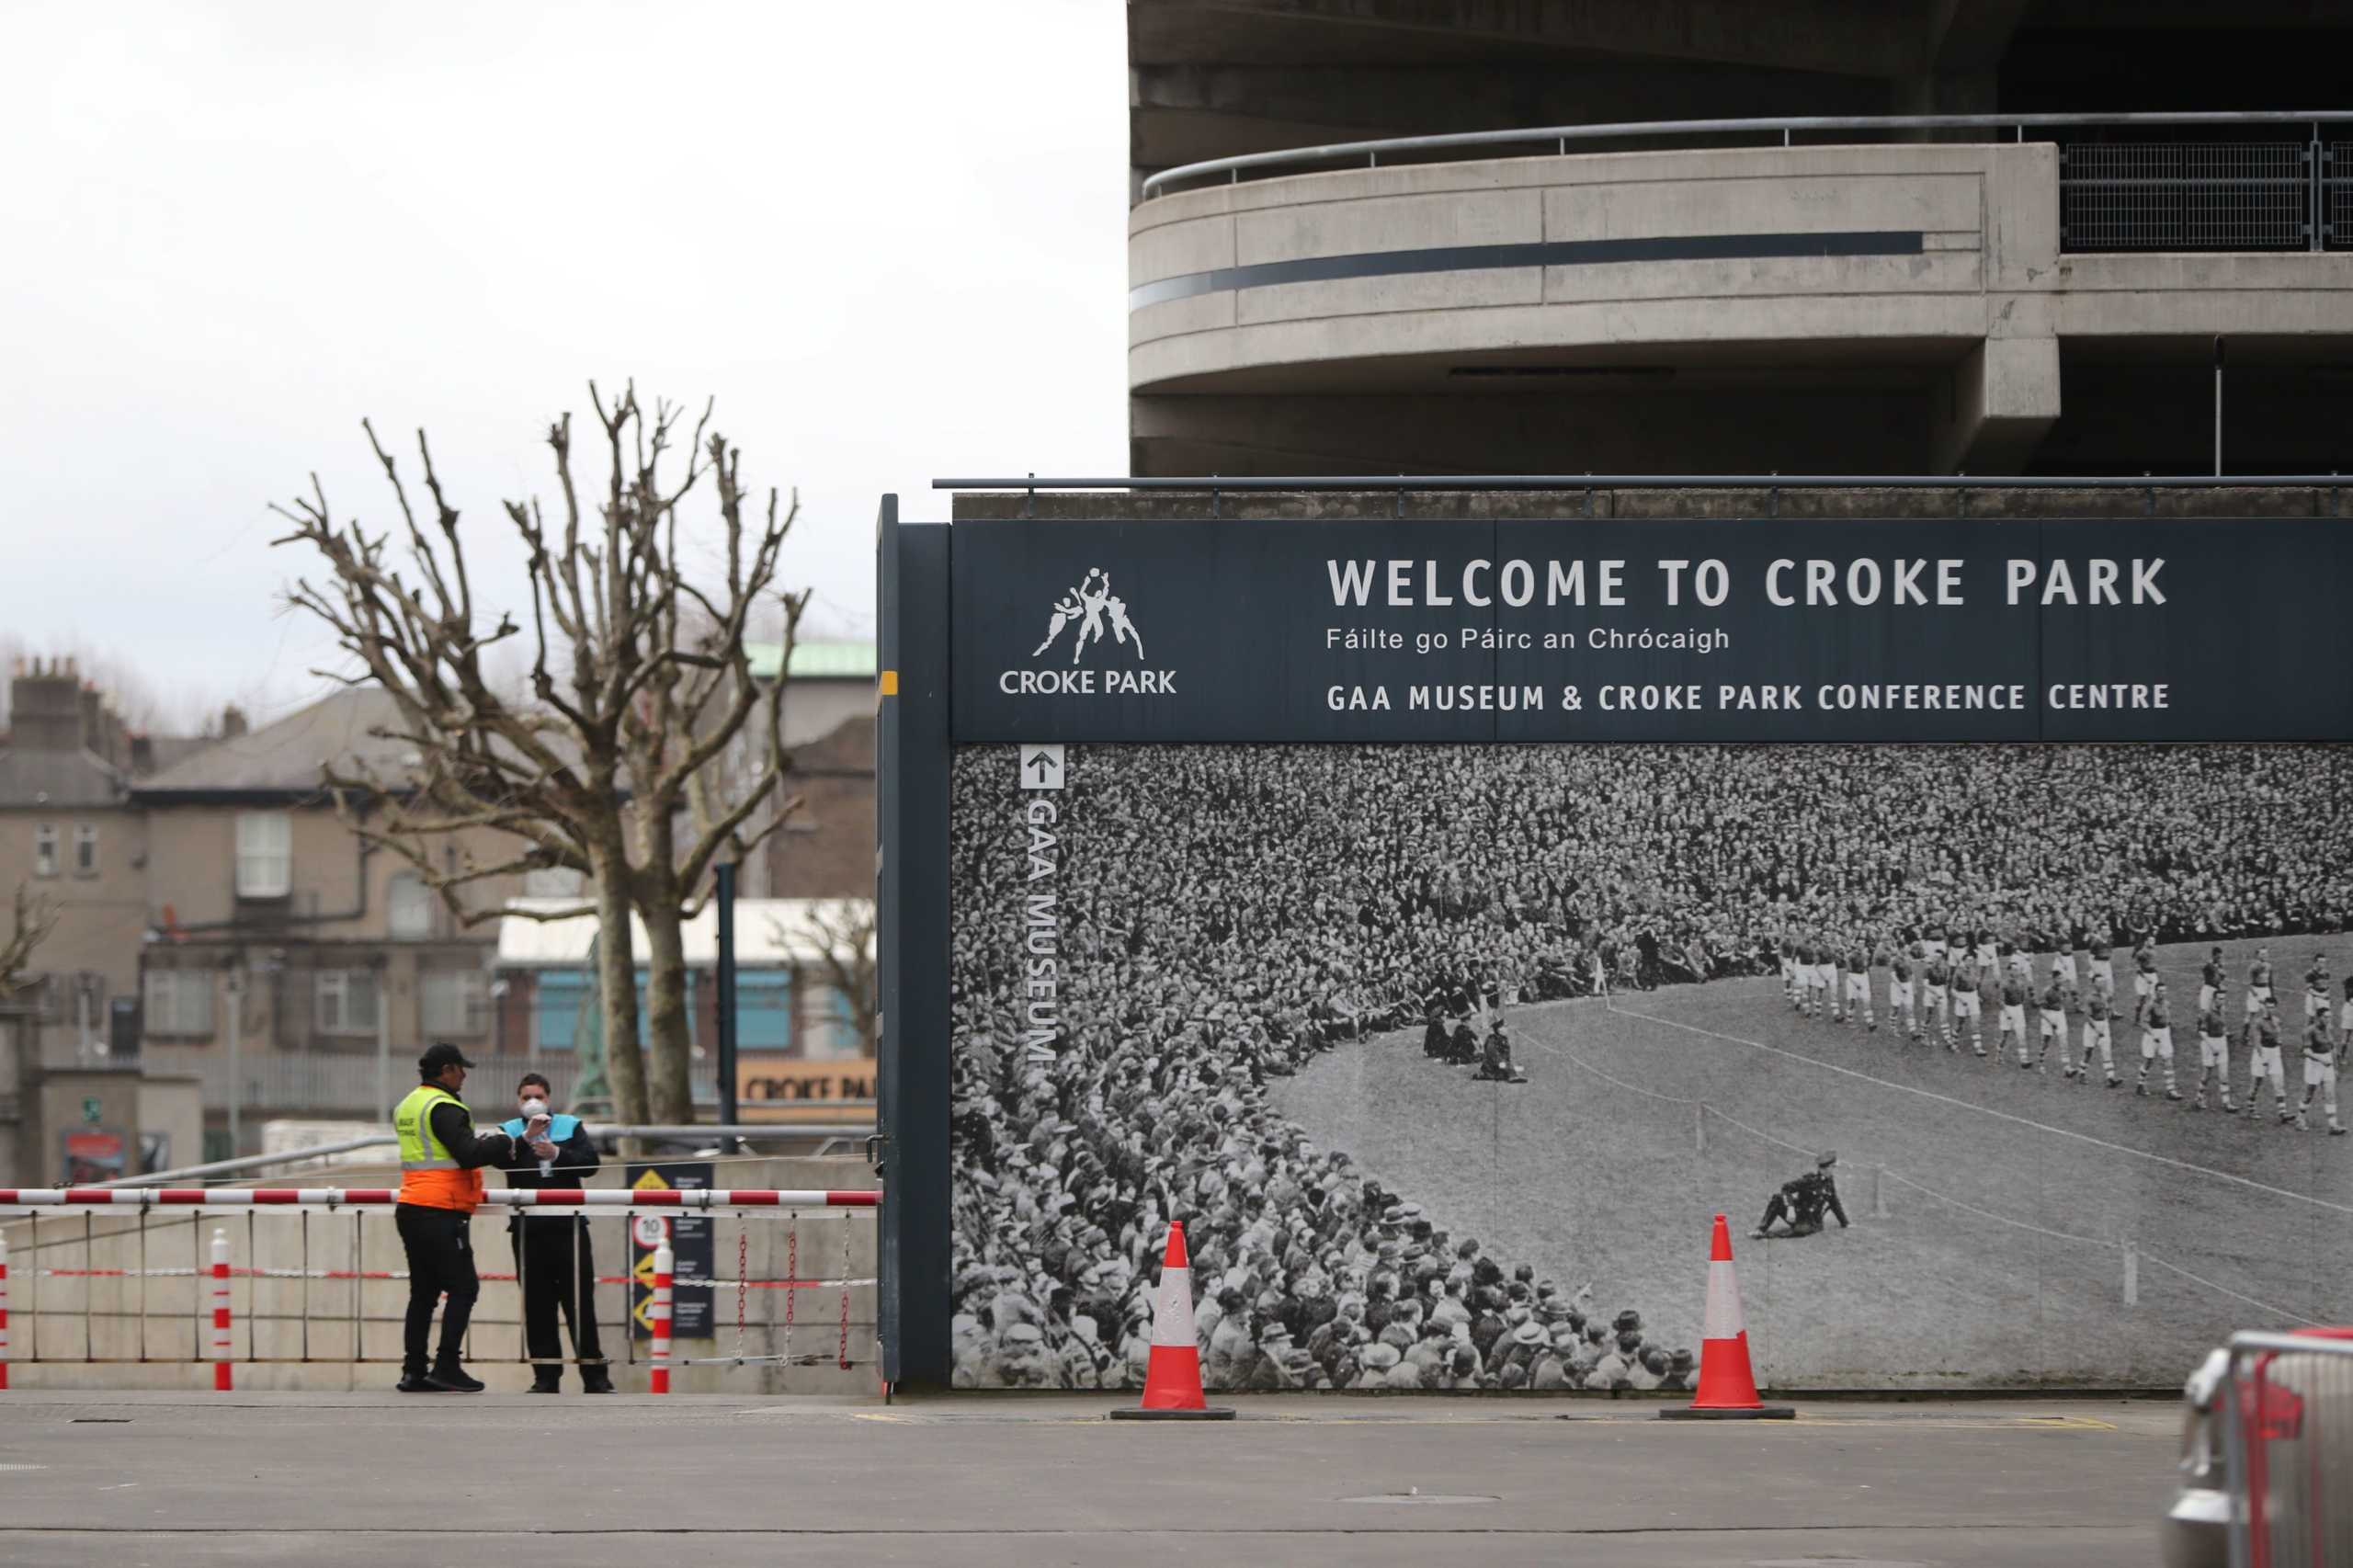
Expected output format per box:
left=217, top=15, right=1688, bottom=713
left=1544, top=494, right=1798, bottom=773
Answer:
left=417, top=1042, right=474, bottom=1077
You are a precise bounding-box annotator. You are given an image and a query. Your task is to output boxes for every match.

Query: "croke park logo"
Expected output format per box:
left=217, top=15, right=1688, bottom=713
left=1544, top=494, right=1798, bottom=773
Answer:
left=1000, top=567, right=1173, bottom=695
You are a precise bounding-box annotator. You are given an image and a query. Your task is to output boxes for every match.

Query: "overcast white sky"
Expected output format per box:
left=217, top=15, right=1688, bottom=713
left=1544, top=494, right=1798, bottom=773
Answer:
left=0, top=1, right=1127, bottom=729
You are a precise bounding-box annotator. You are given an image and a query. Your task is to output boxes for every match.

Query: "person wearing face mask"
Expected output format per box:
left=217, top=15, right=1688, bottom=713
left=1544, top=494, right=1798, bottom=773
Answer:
left=497, top=1073, right=611, bottom=1392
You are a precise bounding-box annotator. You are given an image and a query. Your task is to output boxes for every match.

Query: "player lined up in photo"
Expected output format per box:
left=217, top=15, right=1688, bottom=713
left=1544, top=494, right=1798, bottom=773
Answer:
left=1779, top=930, right=2345, bottom=1134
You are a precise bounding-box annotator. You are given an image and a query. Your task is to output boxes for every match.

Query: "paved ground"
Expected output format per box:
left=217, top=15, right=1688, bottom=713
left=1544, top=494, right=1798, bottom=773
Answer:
left=0, top=1391, right=2182, bottom=1566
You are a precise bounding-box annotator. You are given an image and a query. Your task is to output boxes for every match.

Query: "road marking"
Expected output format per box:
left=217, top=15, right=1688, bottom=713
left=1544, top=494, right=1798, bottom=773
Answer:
left=1608, top=1000, right=2353, bottom=1219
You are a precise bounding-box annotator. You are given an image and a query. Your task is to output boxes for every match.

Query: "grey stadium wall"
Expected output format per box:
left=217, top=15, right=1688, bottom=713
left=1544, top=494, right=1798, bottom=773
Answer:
left=880, top=484, right=2353, bottom=1392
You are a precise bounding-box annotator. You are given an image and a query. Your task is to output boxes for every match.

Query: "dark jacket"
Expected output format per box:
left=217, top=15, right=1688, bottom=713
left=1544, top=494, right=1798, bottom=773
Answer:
left=494, top=1114, right=601, bottom=1191
left=426, top=1100, right=525, bottom=1171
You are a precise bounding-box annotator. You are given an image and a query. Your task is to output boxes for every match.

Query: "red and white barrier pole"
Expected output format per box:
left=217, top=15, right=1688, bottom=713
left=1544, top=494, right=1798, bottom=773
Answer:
left=649, top=1241, right=674, bottom=1395
left=210, top=1227, right=233, bottom=1392
left=1, top=1232, right=11, bottom=1392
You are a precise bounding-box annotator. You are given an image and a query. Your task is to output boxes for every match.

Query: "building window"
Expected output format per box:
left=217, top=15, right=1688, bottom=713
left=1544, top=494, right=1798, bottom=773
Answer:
left=314, top=969, right=381, bottom=1037
left=74, top=824, right=97, bottom=877
left=34, top=824, right=59, bottom=878
left=235, top=811, right=291, bottom=898
left=143, top=969, right=214, bottom=1038
left=736, top=972, right=793, bottom=1051
left=533, top=971, right=585, bottom=1051
left=530, top=970, right=655, bottom=1051
left=421, top=970, right=489, bottom=1039
left=387, top=872, right=434, bottom=940
left=802, top=979, right=865, bottom=1061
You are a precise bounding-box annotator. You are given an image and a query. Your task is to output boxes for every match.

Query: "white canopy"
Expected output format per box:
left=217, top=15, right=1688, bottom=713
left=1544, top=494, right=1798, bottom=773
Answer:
left=494, top=897, right=873, bottom=970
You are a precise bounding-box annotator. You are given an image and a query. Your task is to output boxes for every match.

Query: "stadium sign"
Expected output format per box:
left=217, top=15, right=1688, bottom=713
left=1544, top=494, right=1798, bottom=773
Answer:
left=949, top=517, right=2353, bottom=743
left=877, top=498, right=2353, bottom=1398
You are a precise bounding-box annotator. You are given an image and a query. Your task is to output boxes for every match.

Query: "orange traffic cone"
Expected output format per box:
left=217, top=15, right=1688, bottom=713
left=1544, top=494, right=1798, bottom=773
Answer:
left=1109, top=1221, right=1234, bottom=1421
left=1659, top=1214, right=1793, bottom=1420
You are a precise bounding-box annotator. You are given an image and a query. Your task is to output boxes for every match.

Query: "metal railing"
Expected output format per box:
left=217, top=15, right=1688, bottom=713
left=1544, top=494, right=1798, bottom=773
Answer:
left=0, top=1192, right=879, bottom=1392
left=937, top=474, right=2353, bottom=499
left=936, top=472, right=2353, bottom=510
left=103, top=1121, right=881, bottom=1187
left=2220, top=1329, right=2353, bottom=1567
left=1139, top=111, right=2353, bottom=253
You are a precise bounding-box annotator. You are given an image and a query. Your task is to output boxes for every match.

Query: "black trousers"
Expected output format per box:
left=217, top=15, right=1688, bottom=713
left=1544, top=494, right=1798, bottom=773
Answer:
left=1757, top=1195, right=1823, bottom=1237
left=511, top=1217, right=605, bottom=1376
left=395, top=1203, right=478, bottom=1375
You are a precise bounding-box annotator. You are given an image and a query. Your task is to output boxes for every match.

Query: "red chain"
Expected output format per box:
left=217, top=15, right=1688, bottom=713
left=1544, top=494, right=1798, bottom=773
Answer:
left=784, top=1225, right=798, bottom=1337
left=836, top=1212, right=852, bottom=1370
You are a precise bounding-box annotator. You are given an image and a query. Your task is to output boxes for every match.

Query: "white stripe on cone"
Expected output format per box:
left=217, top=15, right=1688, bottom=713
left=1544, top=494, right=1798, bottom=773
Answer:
left=1701, top=1257, right=1745, bottom=1342
left=1150, top=1264, right=1195, bottom=1349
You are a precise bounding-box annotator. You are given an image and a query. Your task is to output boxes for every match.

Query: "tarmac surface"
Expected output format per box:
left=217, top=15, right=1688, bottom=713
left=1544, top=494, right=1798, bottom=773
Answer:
left=0, top=1390, right=2185, bottom=1566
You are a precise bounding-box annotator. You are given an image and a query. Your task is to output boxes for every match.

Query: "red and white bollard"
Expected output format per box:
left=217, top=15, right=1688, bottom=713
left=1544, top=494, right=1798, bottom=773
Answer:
left=1, top=1231, right=11, bottom=1392
left=648, top=1241, right=673, bottom=1394
left=210, top=1227, right=233, bottom=1392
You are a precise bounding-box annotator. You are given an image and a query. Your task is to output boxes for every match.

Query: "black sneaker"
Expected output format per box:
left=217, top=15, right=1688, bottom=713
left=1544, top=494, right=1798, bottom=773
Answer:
left=426, top=1367, right=486, bottom=1393
left=580, top=1369, right=616, bottom=1394
left=396, top=1373, right=444, bottom=1392
left=529, top=1377, right=563, bottom=1394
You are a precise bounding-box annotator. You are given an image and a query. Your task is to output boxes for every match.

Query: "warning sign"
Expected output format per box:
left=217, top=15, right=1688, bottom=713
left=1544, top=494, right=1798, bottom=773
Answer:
left=626, top=1162, right=714, bottom=1339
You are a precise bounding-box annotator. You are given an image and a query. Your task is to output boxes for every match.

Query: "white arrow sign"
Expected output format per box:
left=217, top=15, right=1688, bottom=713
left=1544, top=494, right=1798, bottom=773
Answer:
left=1020, top=744, right=1064, bottom=790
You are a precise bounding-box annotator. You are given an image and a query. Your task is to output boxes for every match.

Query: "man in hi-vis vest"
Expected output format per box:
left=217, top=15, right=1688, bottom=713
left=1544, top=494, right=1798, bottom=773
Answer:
left=394, top=1043, right=543, bottom=1392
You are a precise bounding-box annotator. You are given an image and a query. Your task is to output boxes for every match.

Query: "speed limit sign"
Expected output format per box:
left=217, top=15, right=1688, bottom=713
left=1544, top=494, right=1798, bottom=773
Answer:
left=632, top=1213, right=667, bottom=1248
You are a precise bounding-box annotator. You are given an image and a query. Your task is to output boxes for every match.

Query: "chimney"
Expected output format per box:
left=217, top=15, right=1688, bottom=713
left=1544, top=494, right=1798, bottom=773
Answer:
left=79, top=685, right=105, bottom=759
left=8, top=656, right=86, bottom=753
left=221, top=704, right=250, bottom=739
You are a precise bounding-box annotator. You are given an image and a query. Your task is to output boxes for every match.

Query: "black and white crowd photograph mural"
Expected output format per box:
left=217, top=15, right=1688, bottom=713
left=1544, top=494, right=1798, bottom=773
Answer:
left=949, top=743, right=2353, bottom=1391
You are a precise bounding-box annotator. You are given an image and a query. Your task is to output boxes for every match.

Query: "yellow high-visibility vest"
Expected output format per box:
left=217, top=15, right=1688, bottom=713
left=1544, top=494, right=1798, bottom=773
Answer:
left=394, top=1084, right=483, bottom=1212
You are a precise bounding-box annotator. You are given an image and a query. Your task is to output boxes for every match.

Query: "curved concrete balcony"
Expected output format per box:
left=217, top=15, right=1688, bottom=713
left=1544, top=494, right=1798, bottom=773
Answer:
left=1129, top=128, right=2353, bottom=473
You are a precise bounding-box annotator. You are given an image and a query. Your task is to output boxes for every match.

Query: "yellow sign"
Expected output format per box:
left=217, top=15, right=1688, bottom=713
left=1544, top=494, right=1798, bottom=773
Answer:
left=736, top=1057, right=877, bottom=1122
left=629, top=1168, right=671, bottom=1330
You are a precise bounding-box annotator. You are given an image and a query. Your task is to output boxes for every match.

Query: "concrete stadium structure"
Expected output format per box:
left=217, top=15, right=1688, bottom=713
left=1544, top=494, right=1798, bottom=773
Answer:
left=1125, top=1, right=2353, bottom=477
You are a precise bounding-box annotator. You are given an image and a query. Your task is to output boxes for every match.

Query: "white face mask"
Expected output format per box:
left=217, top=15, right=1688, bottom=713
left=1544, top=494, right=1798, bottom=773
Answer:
left=521, top=1096, right=549, bottom=1119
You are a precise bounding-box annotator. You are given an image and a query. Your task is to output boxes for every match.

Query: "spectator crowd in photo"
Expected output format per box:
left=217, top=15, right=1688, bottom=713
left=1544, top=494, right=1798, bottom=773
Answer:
left=948, top=743, right=2353, bottom=1389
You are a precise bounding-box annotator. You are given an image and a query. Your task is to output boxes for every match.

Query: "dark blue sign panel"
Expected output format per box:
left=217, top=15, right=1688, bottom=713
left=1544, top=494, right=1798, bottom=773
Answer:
left=948, top=517, right=2353, bottom=743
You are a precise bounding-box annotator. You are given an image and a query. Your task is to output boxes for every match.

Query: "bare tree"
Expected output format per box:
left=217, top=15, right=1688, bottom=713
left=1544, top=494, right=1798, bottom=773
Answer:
left=789, top=901, right=878, bottom=1056
left=272, top=382, right=808, bottom=1123
left=0, top=885, right=59, bottom=1002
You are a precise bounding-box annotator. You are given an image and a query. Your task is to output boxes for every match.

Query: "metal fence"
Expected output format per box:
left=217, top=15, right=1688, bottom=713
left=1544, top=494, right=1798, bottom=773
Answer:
left=2331, top=145, right=2353, bottom=253
left=2058, top=142, right=2312, bottom=251
left=2058, top=140, right=2352, bottom=252
left=0, top=1188, right=879, bottom=1393
left=2221, top=1329, right=2353, bottom=1567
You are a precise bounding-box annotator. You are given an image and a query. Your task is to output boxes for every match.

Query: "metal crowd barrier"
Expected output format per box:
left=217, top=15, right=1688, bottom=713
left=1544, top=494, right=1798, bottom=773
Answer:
left=2221, top=1329, right=2353, bottom=1567
left=0, top=1188, right=878, bottom=1393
